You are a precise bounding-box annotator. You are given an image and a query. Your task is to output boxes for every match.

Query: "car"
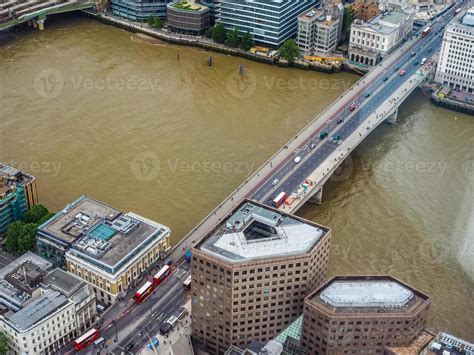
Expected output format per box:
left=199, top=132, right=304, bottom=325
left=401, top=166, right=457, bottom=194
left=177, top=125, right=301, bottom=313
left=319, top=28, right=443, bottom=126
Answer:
left=294, top=156, right=301, bottom=164
left=383, top=77, right=388, bottom=82
left=337, top=118, right=343, bottom=124
left=320, top=131, right=328, bottom=139
left=411, top=51, right=416, bottom=57
left=334, top=134, right=341, bottom=141
left=147, top=337, right=160, bottom=350
left=365, top=92, right=371, bottom=98
left=399, top=69, right=406, bottom=76
left=395, top=66, right=400, bottom=71
left=428, top=47, right=433, bottom=52
left=124, top=342, right=135, bottom=352
left=414, top=60, right=419, bottom=65
left=272, top=179, right=279, bottom=186
left=350, top=103, right=358, bottom=112
left=310, top=143, right=316, bottom=149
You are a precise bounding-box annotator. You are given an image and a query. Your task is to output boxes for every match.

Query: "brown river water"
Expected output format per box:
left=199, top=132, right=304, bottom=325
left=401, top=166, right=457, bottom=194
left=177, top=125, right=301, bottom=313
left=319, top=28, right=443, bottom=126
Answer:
left=0, top=15, right=472, bottom=339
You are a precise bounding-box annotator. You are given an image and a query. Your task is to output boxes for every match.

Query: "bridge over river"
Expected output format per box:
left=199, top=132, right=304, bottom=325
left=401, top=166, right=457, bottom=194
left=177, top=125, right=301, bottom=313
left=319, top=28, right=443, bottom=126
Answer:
left=169, top=4, right=463, bottom=263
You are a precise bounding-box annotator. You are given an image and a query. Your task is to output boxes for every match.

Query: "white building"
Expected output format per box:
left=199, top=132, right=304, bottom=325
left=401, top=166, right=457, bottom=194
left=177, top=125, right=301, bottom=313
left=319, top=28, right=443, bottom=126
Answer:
left=349, top=8, right=414, bottom=66
left=1, top=290, right=77, bottom=354
left=435, top=7, right=474, bottom=93
left=298, top=8, right=340, bottom=55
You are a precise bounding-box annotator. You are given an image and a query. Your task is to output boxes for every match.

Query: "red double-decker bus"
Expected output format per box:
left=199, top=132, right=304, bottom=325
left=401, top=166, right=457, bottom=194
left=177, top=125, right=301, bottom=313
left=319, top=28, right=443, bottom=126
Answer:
left=134, top=281, right=154, bottom=303
left=422, top=27, right=431, bottom=37
left=74, top=328, right=100, bottom=351
left=153, top=265, right=171, bottom=286
left=272, top=192, right=287, bottom=208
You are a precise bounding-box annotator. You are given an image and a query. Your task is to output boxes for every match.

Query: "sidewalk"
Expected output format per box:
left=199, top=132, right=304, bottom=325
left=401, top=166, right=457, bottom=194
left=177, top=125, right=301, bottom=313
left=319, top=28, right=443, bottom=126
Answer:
left=138, top=299, right=193, bottom=355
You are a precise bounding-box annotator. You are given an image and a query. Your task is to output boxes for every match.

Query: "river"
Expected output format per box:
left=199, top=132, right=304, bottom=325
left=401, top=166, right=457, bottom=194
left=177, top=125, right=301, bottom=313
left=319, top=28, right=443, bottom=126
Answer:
left=0, top=15, right=472, bottom=339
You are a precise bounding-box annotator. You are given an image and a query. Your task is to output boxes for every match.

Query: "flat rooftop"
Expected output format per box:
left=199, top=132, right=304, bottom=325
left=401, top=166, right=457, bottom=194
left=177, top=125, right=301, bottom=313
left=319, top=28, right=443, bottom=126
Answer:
left=353, top=8, right=412, bottom=35
left=40, top=195, right=170, bottom=268
left=41, top=268, right=84, bottom=296
left=299, top=8, right=338, bottom=25
left=0, top=163, right=35, bottom=197
left=169, top=1, right=208, bottom=12
left=4, top=290, right=68, bottom=331
left=196, top=200, right=329, bottom=263
left=309, top=275, right=430, bottom=314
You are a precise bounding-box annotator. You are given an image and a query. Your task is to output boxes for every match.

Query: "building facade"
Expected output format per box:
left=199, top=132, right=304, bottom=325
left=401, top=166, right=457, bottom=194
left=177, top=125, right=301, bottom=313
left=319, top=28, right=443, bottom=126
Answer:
left=353, top=0, right=381, bottom=21
left=1, top=290, right=77, bottom=354
left=297, top=8, right=339, bottom=55
left=217, top=0, right=319, bottom=47
left=166, top=1, right=210, bottom=34
left=191, top=200, right=331, bottom=354
left=111, top=0, right=172, bottom=22
left=0, top=164, right=38, bottom=235
left=301, top=275, right=431, bottom=354
left=36, top=195, right=171, bottom=306
left=349, top=8, right=414, bottom=66
left=435, top=7, right=474, bottom=93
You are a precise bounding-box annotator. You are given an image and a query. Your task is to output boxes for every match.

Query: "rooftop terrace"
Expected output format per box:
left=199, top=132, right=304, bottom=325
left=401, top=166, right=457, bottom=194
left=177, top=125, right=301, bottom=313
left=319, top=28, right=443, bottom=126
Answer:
left=0, top=164, right=35, bottom=197
left=197, top=200, right=329, bottom=263
left=40, top=196, right=170, bottom=269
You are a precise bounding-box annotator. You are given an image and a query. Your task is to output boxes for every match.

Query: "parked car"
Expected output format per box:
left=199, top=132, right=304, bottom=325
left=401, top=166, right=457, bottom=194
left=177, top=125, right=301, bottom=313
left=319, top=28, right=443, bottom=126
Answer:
left=147, top=338, right=160, bottom=350
left=272, top=179, right=279, bottom=186
left=294, top=156, right=301, bottom=164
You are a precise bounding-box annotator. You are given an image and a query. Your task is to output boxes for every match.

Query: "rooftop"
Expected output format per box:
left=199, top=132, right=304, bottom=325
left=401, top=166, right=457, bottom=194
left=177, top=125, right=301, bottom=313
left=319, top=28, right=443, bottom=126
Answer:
left=352, top=8, right=413, bottom=35
left=196, top=200, right=329, bottom=263
left=385, top=329, right=435, bottom=355
left=309, top=275, right=430, bottom=314
left=299, top=8, right=338, bottom=25
left=41, top=268, right=84, bottom=297
left=40, top=196, right=169, bottom=269
left=0, top=164, right=35, bottom=197
left=4, top=290, right=68, bottom=331
left=462, top=7, right=474, bottom=26
left=169, top=1, right=208, bottom=12
left=424, top=332, right=474, bottom=354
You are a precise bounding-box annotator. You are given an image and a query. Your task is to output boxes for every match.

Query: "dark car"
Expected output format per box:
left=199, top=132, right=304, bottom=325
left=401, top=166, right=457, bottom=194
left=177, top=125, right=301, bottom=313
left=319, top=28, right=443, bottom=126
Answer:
left=383, top=77, right=388, bottom=82
left=414, top=60, right=419, bottom=65
left=428, top=47, right=433, bottom=52
left=395, top=66, right=400, bottom=71
left=124, top=342, right=135, bottom=352
left=337, top=118, right=343, bottom=124
left=365, top=92, right=371, bottom=98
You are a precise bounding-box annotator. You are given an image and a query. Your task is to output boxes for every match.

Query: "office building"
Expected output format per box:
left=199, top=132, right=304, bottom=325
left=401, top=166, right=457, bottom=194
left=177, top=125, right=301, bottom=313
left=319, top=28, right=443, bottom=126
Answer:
left=349, top=7, right=414, bottom=65
left=167, top=1, right=210, bottom=34
left=297, top=8, right=340, bottom=55
left=111, top=0, right=172, bottom=22
left=191, top=200, right=331, bottom=354
left=301, top=275, right=431, bottom=354
left=217, top=0, right=318, bottom=47
left=435, top=7, right=474, bottom=93
left=0, top=164, right=38, bottom=235
left=353, top=0, right=381, bottom=21
left=36, top=195, right=171, bottom=305
left=0, top=253, right=96, bottom=354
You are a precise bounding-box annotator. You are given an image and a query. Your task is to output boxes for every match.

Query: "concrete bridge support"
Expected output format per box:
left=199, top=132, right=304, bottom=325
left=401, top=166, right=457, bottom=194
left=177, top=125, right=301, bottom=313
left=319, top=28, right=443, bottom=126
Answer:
left=309, top=186, right=323, bottom=205
left=385, top=108, right=398, bottom=125
left=37, top=19, right=45, bottom=31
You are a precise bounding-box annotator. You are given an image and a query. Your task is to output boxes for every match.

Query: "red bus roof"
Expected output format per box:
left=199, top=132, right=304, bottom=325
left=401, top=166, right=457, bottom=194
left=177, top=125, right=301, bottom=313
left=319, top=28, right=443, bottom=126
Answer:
left=135, top=281, right=153, bottom=295
left=154, top=265, right=170, bottom=279
left=75, top=328, right=98, bottom=344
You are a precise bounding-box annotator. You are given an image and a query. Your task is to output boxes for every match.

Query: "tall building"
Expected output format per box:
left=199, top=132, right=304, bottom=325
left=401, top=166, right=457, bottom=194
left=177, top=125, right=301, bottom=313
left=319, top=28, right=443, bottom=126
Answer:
left=0, top=252, right=96, bottom=354
left=111, top=0, right=172, bottom=22
left=435, top=7, right=474, bottom=93
left=36, top=195, right=171, bottom=306
left=166, top=1, right=210, bottom=34
left=348, top=7, right=414, bottom=66
left=301, top=275, right=431, bottom=354
left=0, top=164, right=38, bottom=235
left=217, top=0, right=319, bottom=47
left=191, top=200, right=331, bottom=354
left=297, top=8, right=340, bottom=55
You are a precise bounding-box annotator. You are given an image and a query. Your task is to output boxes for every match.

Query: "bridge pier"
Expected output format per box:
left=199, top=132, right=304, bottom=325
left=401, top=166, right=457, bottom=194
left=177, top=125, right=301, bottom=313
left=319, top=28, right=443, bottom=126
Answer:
left=385, top=108, right=398, bottom=125
left=37, top=19, right=45, bottom=31
left=308, top=186, right=323, bottom=205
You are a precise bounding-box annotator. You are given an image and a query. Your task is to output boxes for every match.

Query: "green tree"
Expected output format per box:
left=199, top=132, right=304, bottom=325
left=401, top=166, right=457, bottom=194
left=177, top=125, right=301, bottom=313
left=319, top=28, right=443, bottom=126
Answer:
left=0, top=332, right=8, bottom=355
left=153, top=17, right=163, bottom=29
left=37, top=212, right=55, bottom=226
left=226, top=28, right=240, bottom=47
left=203, top=28, right=213, bottom=38
left=240, top=31, right=253, bottom=51
left=17, top=223, right=37, bottom=255
left=211, top=23, right=227, bottom=44
left=279, top=39, right=300, bottom=64
left=5, top=221, right=22, bottom=253
left=22, top=204, right=48, bottom=224
left=147, top=16, right=155, bottom=27
left=342, top=5, right=354, bottom=37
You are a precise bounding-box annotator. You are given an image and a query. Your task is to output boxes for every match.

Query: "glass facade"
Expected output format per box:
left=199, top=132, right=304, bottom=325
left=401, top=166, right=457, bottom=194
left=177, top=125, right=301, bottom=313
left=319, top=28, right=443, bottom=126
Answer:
left=0, top=186, right=27, bottom=235
left=217, top=0, right=319, bottom=47
left=111, top=0, right=171, bottom=22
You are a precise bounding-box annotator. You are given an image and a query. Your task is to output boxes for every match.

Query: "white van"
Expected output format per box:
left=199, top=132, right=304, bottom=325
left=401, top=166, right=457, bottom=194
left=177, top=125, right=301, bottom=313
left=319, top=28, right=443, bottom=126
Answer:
left=94, top=337, right=105, bottom=347
left=421, top=57, right=427, bottom=65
